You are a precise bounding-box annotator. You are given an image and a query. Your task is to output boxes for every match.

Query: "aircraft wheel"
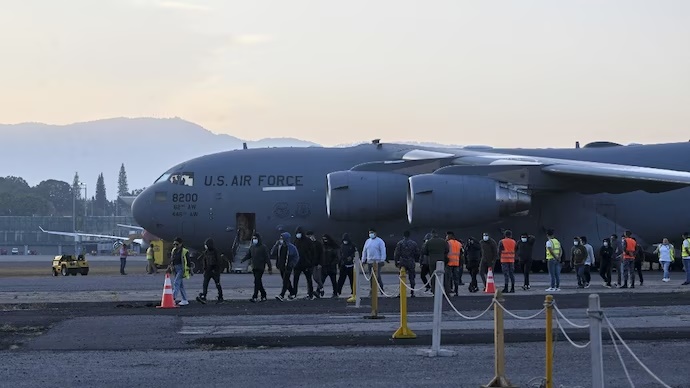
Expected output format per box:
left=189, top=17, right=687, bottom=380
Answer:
left=61, top=266, right=69, bottom=276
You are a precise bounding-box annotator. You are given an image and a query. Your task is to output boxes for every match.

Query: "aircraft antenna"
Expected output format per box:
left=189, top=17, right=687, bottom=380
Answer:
left=575, top=141, right=580, bottom=149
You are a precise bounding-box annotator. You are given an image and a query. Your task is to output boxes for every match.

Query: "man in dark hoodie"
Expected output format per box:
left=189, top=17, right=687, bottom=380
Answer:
left=422, top=229, right=449, bottom=294
left=270, top=232, right=300, bottom=301
left=337, top=233, right=357, bottom=296
left=394, top=230, right=420, bottom=298
left=464, top=236, right=482, bottom=293
left=419, top=233, right=432, bottom=293
left=242, top=233, right=272, bottom=302
left=321, top=234, right=340, bottom=298
left=195, top=238, right=224, bottom=304
left=479, top=232, right=498, bottom=291
left=308, top=231, right=326, bottom=298
left=516, top=233, right=535, bottom=290
left=599, top=238, right=614, bottom=288
left=292, top=227, right=316, bottom=300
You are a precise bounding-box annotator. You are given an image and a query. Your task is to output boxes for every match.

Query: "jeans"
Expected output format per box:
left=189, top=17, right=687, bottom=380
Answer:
left=446, top=265, right=459, bottom=292
left=613, top=258, right=622, bottom=285
left=501, top=262, right=515, bottom=287
left=366, top=262, right=384, bottom=288
left=661, top=261, right=671, bottom=280
left=634, top=261, right=643, bottom=284
left=519, top=259, right=532, bottom=286
left=292, top=266, right=314, bottom=297
left=337, top=265, right=354, bottom=294
left=147, top=259, right=157, bottom=274
left=622, top=260, right=635, bottom=285
left=684, top=259, right=690, bottom=282
left=252, top=269, right=266, bottom=299
left=172, top=264, right=187, bottom=301
left=420, top=264, right=431, bottom=290
left=576, top=264, right=585, bottom=286
left=280, top=266, right=295, bottom=297
left=202, top=269, right=222, bottom=299
left=584, top=264, right=591, bottom=284
left=547, top=259, right=560, bottom=288
left=600, top=259, right=612, bottom=285
left=120, top=257, right=127, bottom=274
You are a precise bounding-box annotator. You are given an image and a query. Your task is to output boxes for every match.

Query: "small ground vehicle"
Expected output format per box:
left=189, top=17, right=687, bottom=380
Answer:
left=52, top=255, right=89, bottom=276
left=11, top=248, right=19, bottom=255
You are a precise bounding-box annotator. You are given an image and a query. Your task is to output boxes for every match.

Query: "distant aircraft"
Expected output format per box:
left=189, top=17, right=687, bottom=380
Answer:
left=39, top=226, right=146, bottom=248
left=131, top=140, right=690, bottom=272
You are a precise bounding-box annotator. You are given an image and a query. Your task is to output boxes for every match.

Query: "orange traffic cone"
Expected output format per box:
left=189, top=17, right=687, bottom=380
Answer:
left=156, top=273, right=178, bottom=308
left=484, top=268, right=496, bottom=294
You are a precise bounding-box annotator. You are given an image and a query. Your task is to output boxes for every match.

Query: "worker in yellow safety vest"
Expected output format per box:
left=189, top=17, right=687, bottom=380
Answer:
left=445, top=232, right=463, bottom=296
left=169, top=237, right=191, bottom=306
left=545, top=229, right=562, bottom=292
left=146, top=244, right=157, bottom=274
left=681, top=232, right=690, bottom=285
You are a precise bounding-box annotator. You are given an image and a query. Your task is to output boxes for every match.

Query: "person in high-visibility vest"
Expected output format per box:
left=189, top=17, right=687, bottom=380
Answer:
left=169, top=237, right=191, bottom=306
left=545, top=229, right=562, bottom=292
left=682, top=232, right=690, bottom=285
left=445, top=232, right=463, bottom=296
left=498, top=230, right=516, bottom=293
left=146, top=244, right=157, bottom=274
left=621, top=230, right=637, bottom=288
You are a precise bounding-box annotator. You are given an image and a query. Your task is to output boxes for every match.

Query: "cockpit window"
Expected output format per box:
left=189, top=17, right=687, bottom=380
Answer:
left=155, top=173, right=171, bottom=184
left=169, top=172, right=194, bottom=186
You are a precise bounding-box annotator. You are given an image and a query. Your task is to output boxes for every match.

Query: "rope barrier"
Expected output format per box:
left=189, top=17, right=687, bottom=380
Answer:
left=439, top=281, right=495, bottom=320
left=399, top=273, right=434, bottom=292
left=606, top=322, right=635, bottom=388
left=493, top=298, right=546, bottom=320
left=553, top=303, right=590, bottom=329
left=604, top=314, right=672, bottom=388
left=357, top=260, right=401, bottom=297
left=553, top=314, right=590, bottom=349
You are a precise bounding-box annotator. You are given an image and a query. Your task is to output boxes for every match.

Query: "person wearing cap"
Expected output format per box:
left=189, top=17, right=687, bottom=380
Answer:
left=422, top=229, right=449, bottom=295
left=169, top=237, right=191, bottom=305
left=394, top=230, right=420, bottom=298
left=516, top=233, right=535, bottom=290
left=479, top=232, right=498, bottom=291
left=362, top=228, right=386, bottom=292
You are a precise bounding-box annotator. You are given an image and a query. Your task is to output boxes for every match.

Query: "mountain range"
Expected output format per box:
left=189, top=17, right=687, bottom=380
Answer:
left=0, top=117, right=464, bottom=199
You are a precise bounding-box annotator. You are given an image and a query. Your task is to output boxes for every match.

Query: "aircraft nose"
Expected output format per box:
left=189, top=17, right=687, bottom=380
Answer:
left=132, top=189, right=153, bottom=229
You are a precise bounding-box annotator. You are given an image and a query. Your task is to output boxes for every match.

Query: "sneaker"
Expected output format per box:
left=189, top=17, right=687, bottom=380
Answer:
left=554, top=288, right=560, bottom=291
left=178, top=300, right=189, bottom=306
left=250, top=297, right=258, bottom=303
left=682, top=282, right=689, bottom=285
left=287, top=294, right=296, bottom=300
left=275, top=295, right=285, bottom=301
left=527, top=285, right=531, bottom=290
left=604, top=284, right=611, bottom=288
left=630, top=284, right=635, bottom=289
left=260, top=296, right=268, bottom=302
left=584, top=283, right=590, bottom=289
left=545, top=287, right=555, bottom=292
left=613, top=283, right=618, bottom=288
left=577, top=285, right=584, bottom=289
left=216, top=298, right=224, bottom=304
left=522, top=285, right=528, bottom=291
left=620, top=284, right=628, bottom=289
left=662, top=278, right=669, bottom=282
left=196, top=295, right=207, bottom=304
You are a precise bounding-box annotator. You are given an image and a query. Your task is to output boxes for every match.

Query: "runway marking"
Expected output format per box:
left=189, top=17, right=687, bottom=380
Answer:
left=262, top=186, right=296, bottom=191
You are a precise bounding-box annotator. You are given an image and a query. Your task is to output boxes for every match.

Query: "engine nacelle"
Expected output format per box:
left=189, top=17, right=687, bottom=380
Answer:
left=327, top=171, right=409, bottom=221
left=407, top=174, right=531, bottom=227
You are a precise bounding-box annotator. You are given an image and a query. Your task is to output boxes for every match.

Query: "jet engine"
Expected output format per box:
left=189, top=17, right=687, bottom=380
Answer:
left=407, top=174, right=531, bottom=226
left=327, top=171, right=408, bottom=221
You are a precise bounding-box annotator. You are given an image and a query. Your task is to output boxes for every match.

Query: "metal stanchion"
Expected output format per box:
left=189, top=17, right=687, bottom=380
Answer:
left=418, top=261, right=456, bottom=357
left=588, top=294, right=604, bottom=388
left=363, top=261, right=384, bottom=319
left=392, top=267, right=416, bottom=339
left=545, top=295, right=554, bottom=388
left=482, top=289, right=517, bottom=388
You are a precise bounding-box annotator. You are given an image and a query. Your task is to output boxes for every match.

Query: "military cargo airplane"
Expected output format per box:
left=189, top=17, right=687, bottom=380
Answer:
left=131, top=140, right=690, bottom=272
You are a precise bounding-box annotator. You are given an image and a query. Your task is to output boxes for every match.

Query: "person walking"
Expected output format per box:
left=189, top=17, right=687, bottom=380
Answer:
left=599, top=238, right=614, bottom=288
left=653, top=238, right=674, bottom=283
left=119, top=243, right=128, bottom=275
left=169, top=237, right=190, bottom=306
left=362, top=228, right=386, bottom=293
left=516, top=233, right=535, bottom=290
left=146, top=244, right=157, bottom=274
left=242, top=233, right=272, bottom=302
left=321, top=234, right=340, bottom=298
left=272, top=232, right=300, bottom=301
left=419, top=233, right=433, bottom=294
left=580, top=236, right=594, bottom=288
left=545, top=229, right=562, bottom=292
left=422, top=230, right=449, bottom=294
left=394, top=230, right=420, bottom=298
left=571, top=237, right=588, bottom=288
left=621, top=231, right=637, bottom=288
left=336, top=233, right=357, bottom=296
left=445, top=232, right=463, bottom=296
left=464, top=236, right=482, bottom=293
left=195, top=238, right=224, bottom=304
left=681, top=232, right=690, bottom=286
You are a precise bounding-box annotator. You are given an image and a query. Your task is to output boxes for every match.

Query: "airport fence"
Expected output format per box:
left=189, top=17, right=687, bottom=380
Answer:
left=353, top=259, right=672, bottom=388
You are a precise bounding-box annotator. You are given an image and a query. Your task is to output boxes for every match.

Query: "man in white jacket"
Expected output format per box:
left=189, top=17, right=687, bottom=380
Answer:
left=362, top=228, right=386, bottom=292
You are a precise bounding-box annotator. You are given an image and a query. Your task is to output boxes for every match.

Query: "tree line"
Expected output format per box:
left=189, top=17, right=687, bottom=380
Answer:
left=0, top=164, right=145, bottom=217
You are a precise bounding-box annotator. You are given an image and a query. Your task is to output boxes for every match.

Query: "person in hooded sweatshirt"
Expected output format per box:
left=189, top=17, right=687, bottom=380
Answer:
left=599, top=238, right=614, bottom=288
left=464, top=236, right=482, bottom=293
left=242, top=233, right=272, bottom=302
left=195, top=238, right=224, bottom=304
left=516, top=233, right=535, bottom=290
left=321, top=234, right=340, bottom=298
left=270, top=232, right=300, bottom=301
left=292, top=227, right=317, bottom=299
left=337, top=233, right=357, bottom=296
left=479, top=232, right=498, bottom=291
left=308, top=231, right=326, bottom=297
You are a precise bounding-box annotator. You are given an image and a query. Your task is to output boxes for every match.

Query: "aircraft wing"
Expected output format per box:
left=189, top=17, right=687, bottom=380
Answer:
left=370, top=148, right=690, bottom=193
left=117, top=224, right=144, bottom=231
left=39, top=227, right=142, bottom=243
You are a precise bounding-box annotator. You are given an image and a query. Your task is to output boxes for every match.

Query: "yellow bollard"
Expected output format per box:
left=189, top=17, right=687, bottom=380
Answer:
left=392, top=267, right=416, bottom=339
left=545, top=295, right=554, bottom=388
left=482, top=289, right=517, bottom=388
left=346, top=260, right=357, bottom=303
left=364, top=262, right=385, bottom=319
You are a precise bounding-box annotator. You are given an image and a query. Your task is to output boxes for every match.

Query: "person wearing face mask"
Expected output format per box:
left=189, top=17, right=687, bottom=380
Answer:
left=479, top=232, right=498, bottom=291
left=516, top=233, right=535, bottom=290
left=621, top=230, right=637, bottom=289
left=307, top=231, right=326, bottom=297
left=580, top=236, right=594, bottom=289
left=321, top=234, right=340, bottom=298
left=362, top=228, right=386, bottom=292
left=599, top=238, right=614, bottom=288
left=337, top=233, right=358, bottom=296
left=571, top=236, right=588, bottom=288
left=610, top=234, right=624, bottom=287
left=270, top=232, right=300, bottom=301
left=653, top=238, right=674, bottom=282
left=242, top=233, right=272, bottom=302
left=419, top=233, right=433, bottom=294
left=422, top=229, right=450, bottom=294
left=195, top=238, right=224, bottom=304
left=292, top=227, right=317, bottom=300
left=498, top=230, right=517, bottom=293
left=632, top=237, right=644, bottom=286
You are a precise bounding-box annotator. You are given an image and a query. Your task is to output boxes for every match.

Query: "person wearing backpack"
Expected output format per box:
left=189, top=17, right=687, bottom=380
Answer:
left=195, top=238, right=224, bottom=304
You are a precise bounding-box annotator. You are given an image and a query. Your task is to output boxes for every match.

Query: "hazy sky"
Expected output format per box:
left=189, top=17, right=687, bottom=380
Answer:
left=1, top=0, right=689, bottom=147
